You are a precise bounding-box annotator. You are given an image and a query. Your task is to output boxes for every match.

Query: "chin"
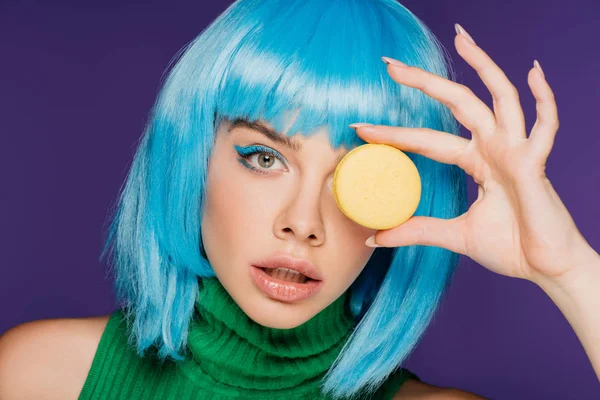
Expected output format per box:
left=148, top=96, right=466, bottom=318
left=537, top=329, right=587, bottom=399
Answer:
left=242, top=295, right=318, bottom=329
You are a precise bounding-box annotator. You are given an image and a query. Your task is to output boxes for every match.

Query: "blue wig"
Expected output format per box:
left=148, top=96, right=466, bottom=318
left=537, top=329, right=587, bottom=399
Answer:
left=100, top=0, right=468, bottom=398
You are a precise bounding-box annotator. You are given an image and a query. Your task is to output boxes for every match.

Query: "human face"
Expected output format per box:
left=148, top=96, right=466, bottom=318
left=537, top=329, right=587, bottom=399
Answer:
left=200, top=116, right=377, bottom=329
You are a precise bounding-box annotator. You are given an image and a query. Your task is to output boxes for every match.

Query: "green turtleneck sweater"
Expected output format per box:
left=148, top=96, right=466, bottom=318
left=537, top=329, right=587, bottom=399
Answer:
left=79, top=278, right=419, bottom=399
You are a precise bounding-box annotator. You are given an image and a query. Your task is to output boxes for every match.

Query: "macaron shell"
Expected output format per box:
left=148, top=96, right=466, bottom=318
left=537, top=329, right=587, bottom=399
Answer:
left=332, top=143, right=421, bottom=230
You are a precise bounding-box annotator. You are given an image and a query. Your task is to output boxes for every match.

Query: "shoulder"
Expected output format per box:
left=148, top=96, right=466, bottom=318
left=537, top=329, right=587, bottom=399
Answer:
left=394, top=378, right=486, bottom=399
left=0, top=314, right=111, bottom=400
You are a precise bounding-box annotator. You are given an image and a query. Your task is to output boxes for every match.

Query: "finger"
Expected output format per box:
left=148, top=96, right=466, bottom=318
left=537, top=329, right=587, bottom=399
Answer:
left=352, top=124, right=484, bottom=182
left=526, top=61, right=559, bottom=163
left=453, top=25, right=526, bottom=138
left=382, top=58, right=496, bottom=138
left=371, top=215, right=468, bottom=256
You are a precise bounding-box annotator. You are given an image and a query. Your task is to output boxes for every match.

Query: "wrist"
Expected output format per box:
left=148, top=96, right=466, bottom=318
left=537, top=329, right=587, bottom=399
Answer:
left=534, top=244, right=600, bottom=299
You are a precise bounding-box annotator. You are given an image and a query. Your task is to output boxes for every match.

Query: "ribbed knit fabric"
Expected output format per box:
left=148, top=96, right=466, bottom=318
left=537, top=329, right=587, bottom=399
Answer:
left=79, top=277, right=420, bottom=399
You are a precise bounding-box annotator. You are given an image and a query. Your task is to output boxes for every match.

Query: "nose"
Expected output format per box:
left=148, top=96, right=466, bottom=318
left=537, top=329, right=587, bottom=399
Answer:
left=273, top=183, right=326, bottom=246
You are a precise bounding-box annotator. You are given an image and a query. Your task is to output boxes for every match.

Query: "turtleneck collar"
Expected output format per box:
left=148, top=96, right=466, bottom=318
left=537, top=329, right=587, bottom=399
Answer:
left=176, top=277, right=355, bottom=393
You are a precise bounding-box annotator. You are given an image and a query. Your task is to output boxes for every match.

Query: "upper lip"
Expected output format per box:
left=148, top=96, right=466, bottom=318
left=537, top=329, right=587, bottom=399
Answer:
left=252, top=252, right=324, bottom=281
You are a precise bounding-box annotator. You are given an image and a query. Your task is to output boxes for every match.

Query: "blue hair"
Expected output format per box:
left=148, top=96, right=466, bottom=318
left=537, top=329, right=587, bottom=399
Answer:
left=100, top=0, right=468, bottom=398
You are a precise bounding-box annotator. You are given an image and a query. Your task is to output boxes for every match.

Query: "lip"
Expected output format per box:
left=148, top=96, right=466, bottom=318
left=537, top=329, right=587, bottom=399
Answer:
left=249, top=265, right=323, bottom=302
left=252, top=253, right=324, bottom=281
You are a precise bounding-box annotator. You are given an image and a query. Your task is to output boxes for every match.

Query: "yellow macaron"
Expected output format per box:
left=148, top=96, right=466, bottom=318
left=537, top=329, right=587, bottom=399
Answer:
left=332, top=143, right=421, bottom=230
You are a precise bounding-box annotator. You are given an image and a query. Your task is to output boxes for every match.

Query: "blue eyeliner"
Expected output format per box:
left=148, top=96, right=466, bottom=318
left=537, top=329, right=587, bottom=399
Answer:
left=234, top=144, right=286, bottom=174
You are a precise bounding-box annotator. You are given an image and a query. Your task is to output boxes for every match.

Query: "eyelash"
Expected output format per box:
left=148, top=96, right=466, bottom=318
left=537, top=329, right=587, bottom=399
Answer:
left=234, top=144, right=287, bottom=175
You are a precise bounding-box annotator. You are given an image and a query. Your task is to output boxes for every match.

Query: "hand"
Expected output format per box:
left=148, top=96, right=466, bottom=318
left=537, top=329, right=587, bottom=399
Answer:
left=353, top=24, right=596, bottom=289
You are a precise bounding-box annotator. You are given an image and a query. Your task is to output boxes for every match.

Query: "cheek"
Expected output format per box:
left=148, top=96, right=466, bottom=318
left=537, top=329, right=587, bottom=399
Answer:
left=202, top=162, right=276, bottom=249
left=329, top=198, right=376, bottom=246
left=203, top=171, right=247, bottom=239
left=329, top=213, right=376, bottom=272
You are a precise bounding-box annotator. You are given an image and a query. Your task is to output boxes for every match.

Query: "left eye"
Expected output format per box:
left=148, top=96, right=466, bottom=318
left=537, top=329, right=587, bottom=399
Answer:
left=234, top=145, right=287, bottom=172
left=247, top=151, right=283, bottom=169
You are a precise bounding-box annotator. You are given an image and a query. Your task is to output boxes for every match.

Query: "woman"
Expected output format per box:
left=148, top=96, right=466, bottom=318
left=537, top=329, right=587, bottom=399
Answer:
left=1, top=0, right=598, bottom=399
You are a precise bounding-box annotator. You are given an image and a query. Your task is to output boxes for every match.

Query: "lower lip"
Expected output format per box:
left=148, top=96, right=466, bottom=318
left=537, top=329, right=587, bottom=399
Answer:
left=249, top=265, right=323, bottom=302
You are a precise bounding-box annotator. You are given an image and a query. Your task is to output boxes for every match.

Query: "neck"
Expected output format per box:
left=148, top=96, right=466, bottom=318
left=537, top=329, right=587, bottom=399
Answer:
left=177, top=277, right=355, bottom=391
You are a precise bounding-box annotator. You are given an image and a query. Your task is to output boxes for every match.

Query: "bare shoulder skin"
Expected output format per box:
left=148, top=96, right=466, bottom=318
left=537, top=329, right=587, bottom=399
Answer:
left=0, top=315, right=110, bottom=400
left=394, top=378, right=487, bottom=399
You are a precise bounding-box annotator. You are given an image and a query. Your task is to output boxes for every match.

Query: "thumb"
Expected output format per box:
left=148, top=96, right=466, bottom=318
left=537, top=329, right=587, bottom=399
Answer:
left=368, top=215, right=467, bottom=255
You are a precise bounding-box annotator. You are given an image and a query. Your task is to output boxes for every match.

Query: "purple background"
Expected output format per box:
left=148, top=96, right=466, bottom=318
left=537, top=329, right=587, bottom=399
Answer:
left=1, top=0, right=599, bottom=398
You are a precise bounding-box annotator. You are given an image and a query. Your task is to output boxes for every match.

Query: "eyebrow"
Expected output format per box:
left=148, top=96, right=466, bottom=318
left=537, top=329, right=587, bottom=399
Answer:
left=227, top=118, right=348, bottom=164
left=228, top=118, right=303, bottom=152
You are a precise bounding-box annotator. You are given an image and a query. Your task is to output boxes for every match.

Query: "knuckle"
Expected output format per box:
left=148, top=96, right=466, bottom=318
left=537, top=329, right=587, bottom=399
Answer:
left=417, top=224, right=428, bottom=240
left=496, top=85, right=519, bottom=102
left=447, top=91, right=464, bottom=108
left=461, top=83, right=474, bottom=93
left=446, top=85, right=474, bottom=110
left=419, top=79, right=433, bottom=93
left=457, top=84, right=474, bottom=97
left=447, top=98, right=462, bottom=111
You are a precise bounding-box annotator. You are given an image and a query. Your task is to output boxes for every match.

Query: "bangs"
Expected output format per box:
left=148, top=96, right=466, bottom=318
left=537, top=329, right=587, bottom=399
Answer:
left=214, top=0, right=437, bottom=151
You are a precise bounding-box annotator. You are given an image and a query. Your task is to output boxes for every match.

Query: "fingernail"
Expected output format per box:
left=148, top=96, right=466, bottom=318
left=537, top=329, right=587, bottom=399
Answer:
left=454, top=23, right=476, bottom=45
left=533, top=60, right=545, bottom=78
left=349, top=123, right=373, bottom=128
left=381, top=56, right=408, bottom=67
left=365, top=235, right=381, bottom=248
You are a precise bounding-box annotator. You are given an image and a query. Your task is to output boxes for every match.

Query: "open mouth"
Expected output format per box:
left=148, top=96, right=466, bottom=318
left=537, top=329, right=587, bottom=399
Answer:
left=249, top=265, right=323, bottom=302
left=259, top=267, right=317, bottom=284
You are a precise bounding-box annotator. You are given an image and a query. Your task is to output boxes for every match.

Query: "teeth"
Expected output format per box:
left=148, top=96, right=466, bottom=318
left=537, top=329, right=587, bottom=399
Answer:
left=263, top=267, right=309, bottom=283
